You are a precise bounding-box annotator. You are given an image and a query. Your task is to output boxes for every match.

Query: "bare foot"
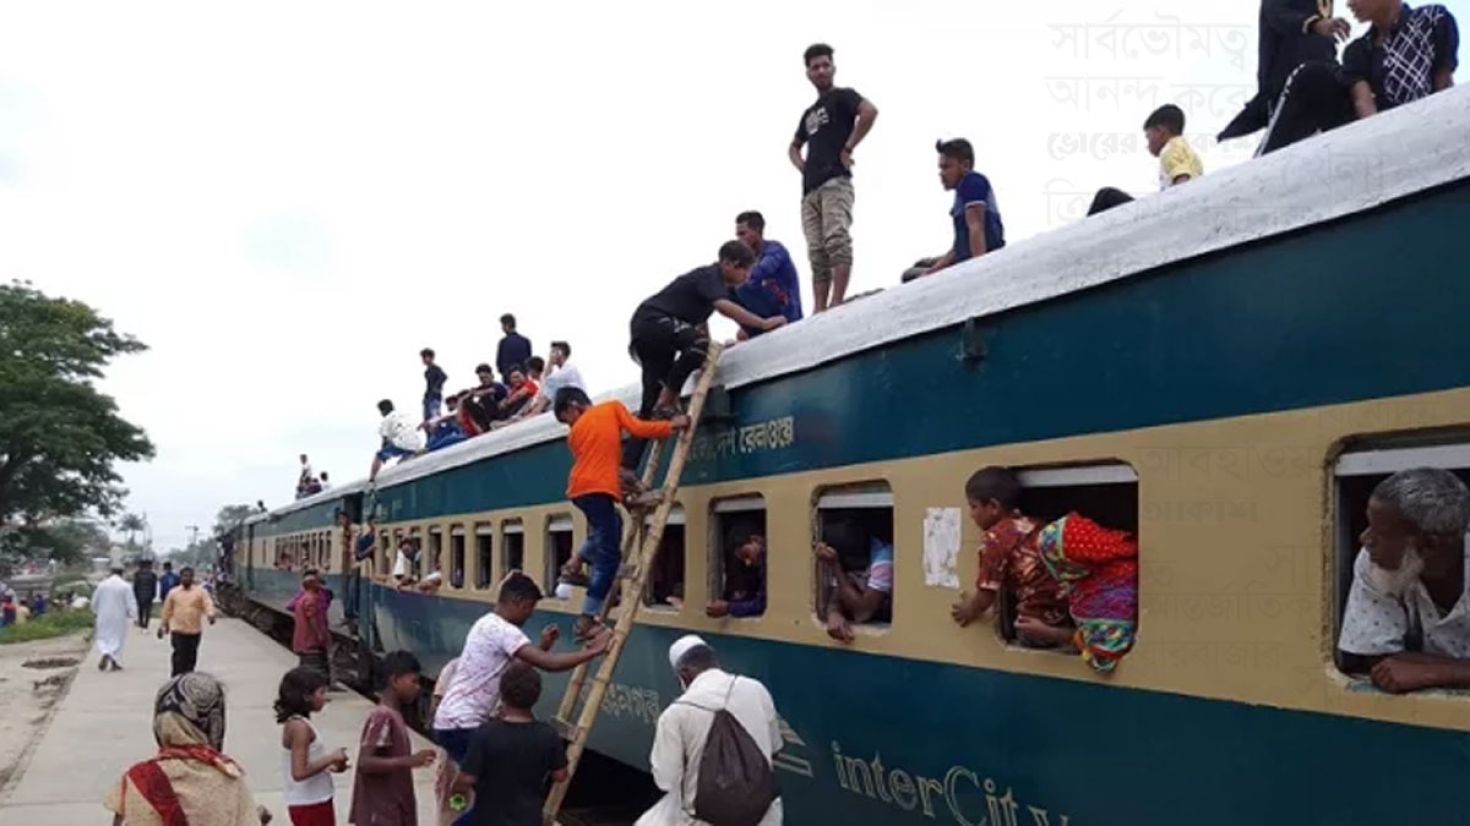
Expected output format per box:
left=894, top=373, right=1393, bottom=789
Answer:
left=573, top=615, right=607, bottom=641
left=826, top=611, right=855, bottom=644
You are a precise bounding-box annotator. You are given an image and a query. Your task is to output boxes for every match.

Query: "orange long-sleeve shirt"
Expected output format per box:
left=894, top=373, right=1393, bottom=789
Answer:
left=566, top=401, right=672, bottom=499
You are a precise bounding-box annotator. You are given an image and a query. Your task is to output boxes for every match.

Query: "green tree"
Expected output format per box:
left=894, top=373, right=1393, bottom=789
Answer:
left=0, top=518, right=110, bottom=567
left=0, top=281, right=154, bottom=537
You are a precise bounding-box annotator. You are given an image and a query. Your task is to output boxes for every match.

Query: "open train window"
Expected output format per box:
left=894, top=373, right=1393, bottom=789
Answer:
left=427, top=526, right=444, bottom=578
left=1332, top=437, right=1470, bottom=674
left=990, top=463, right=1140, bottom=645
left=711, top=496, right=767, bottom=619
left=449, top=526, right=466, bottom=589
left=643, top=506, right=685, bottom=612
left=815, top=484, right=895, bottom=630
left=378, top=531, right=391, bottom=577
left=502, top=520, right=525, bottom=579
left=545, top=515, right=575, bottom=599
left=472, top=524, right=493, bottom=590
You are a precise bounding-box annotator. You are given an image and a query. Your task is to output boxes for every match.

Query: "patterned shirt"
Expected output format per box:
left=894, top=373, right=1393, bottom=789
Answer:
left=431, top=613, right=531, bottom=731
left=1341, top=3, right=1460, bottom=111
left=1338, top=545, right=1470, bottom=659
left=349, top=705, right=417, bottom=826
left=977, top=515, right=1070, bottom=627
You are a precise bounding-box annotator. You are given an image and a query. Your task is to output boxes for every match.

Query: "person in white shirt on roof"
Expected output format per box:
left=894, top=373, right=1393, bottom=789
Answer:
left=637, top=635, right=783, bottom=826
left=524, top=340, right=587, bottom=418
left=1338, top=467, right=1470, bottom=693
left=370, top=399, right=426, bottom=481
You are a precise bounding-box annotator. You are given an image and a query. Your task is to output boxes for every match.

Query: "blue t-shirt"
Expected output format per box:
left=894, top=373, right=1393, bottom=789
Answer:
left=951, top=171, right=1005, bottom=263
left=733, top=239, right=804, bottom=336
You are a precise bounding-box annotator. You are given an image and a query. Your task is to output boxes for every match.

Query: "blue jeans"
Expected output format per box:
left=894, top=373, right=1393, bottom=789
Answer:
left=573, top=493, right=622, bottom=616
left=423, top=395, right=442, bottom=423
left=376, top=443, right=416, bottom=463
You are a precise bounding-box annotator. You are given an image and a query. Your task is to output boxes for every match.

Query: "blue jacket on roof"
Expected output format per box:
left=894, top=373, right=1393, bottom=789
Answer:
left=733, top=239, right=804, bottom=336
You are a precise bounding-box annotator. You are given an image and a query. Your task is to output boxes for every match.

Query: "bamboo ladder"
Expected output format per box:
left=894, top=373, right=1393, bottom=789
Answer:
left=543, top=341, right=724, bottom=824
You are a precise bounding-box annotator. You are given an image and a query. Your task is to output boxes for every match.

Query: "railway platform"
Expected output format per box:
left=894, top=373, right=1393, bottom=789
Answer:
left=0, top=616, right=440, bottom=825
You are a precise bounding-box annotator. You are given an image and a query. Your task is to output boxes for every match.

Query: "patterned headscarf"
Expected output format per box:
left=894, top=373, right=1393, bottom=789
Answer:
left=154, top=672, right=227, bottom=752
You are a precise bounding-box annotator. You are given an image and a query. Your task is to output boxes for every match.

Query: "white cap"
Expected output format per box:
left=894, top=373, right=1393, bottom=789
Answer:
left=668, top=634, right=709, bottom=671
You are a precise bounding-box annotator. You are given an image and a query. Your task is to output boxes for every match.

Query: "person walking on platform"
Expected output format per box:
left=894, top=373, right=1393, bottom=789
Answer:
left=94, top=565, right=138, bottom=672
left=159, top=560, right=182, bottom=604
left=133, top=559, right=159, bottom=629
left=160, top=566, right=218, bottom=677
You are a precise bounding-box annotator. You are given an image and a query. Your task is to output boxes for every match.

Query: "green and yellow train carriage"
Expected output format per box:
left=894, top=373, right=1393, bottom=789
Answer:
left=234, top=89, right=1470, bottom=824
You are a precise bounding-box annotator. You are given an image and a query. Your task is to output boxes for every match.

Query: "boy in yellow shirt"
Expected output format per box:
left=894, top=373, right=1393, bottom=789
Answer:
left=1144, top=104, right=1203, bottom=191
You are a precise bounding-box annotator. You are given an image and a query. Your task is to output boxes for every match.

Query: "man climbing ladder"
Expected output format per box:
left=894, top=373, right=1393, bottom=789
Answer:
left=545, top=341, right=725, bottom=823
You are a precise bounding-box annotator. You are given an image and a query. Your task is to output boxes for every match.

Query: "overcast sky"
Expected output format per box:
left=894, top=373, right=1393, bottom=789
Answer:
left=2, top=1, right=1463, bottom=551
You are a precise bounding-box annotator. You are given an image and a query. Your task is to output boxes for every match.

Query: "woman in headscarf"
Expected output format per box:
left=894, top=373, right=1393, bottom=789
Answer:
left=1027, top=512, right=1140, bottom=674
left=106, top=671, right=271, bottom=825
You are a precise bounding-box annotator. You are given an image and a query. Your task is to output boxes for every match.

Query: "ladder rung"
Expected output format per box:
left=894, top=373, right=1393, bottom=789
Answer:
left=549, top=716, right=581, bottom=742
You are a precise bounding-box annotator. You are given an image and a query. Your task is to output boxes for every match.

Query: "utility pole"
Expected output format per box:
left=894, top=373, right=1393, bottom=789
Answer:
left=186, top=525, right=200, bottom=560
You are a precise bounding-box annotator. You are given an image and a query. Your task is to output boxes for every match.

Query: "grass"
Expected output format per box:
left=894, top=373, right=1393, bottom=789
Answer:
left=0, top=609, right=94, bottom=645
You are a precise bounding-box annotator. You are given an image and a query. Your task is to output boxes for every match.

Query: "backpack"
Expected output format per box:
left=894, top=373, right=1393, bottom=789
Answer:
left=677, top=677, right=779, bottom=826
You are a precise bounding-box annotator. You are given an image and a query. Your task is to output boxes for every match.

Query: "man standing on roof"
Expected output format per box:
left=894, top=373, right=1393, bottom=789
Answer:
left=1218, top=0, right=1351, bottom=144
left=496, top=314, right=532, bottom=384
left=421, top=347, right=447, bottom=424
left=790, top=42, right=878, bottom=313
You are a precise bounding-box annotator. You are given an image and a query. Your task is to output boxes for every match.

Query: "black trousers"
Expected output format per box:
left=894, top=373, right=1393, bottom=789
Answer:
left=135, top=596, right=153, bottom=628
left=171, top=632, right=202, bottom=677
left=622, top=313, right=708, bottom=471
left=1258, top=61, right=1355, bottom=155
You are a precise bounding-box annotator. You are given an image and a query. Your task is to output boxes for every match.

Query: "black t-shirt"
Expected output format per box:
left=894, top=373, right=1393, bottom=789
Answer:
left=424, top=364, right=447, bottom=398
left=793, top=87, right=864, bottom=195
left=463, top=720, right=567, bottom=826
left=633, top=265, right=727, bottom=326
left=1341, top=4, right=1459, bottom=111
left=133, top=570, right=158, bottom=596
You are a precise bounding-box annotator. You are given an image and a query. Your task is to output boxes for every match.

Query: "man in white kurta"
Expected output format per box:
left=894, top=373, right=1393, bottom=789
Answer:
left=92, top=568, right=138, bottom=671
left=637, top=635, right=783, bottom=826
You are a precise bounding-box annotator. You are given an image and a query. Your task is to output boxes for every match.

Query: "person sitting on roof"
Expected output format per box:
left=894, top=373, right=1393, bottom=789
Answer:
left=1217, top=0, right=1351, bottom=145
left=422, top=395, right=468, bottom=452
left=370, top=400, right=427, bottom=481
left=731, top=211, right=803, bottom=340
left=814, top=518, right=893, bottom=644
left=456, top=364, right=508, bottom=437
left=1086, top=104, right=1203, bottom=216
left=524, top=341, right=586, bottom=418
left=1256, top=0, right=1459, bottom=154
left=902, top=138, right=1006, bottom=282
left=495, top=365, right=540, bottom=422
left=950, top=467, right=1072, bottom=643
left=1337, top=467, right=1470, bottom=693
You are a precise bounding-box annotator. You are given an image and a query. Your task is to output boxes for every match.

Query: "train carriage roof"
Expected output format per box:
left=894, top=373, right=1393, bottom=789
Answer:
left=251, top=85, right=1470, bottom=525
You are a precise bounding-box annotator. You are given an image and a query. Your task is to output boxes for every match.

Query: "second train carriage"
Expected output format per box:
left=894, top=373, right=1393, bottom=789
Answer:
left=233, top=89, right=1470, bottom=824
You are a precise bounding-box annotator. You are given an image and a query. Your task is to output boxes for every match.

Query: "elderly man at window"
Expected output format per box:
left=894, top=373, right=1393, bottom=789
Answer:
left=1338, top=467, right=1470, bottom=693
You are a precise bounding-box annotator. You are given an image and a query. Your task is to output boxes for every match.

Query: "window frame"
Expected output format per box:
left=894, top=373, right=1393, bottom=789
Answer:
left=472, top=523, right=493, bottom=590
left=813, top=481, right=896, bottom=629
left=501, top=519, right=525, bottom=581
left=544, top=514, right=576, bottom=599
left=642, top=505, right=686, bottom=612
left=709, top=495, right=768, bottom=620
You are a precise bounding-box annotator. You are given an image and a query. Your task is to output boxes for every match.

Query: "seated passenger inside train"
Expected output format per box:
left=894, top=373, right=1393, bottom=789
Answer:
left=392, top=538, right=421, bottom=588
left=1338, top=467, right=1470, bottom=694
left=707, top=525, right=766, bottom=619
left=950, top=466, right=1070, bottom=641
left=815, top=517, right=893, bottom=643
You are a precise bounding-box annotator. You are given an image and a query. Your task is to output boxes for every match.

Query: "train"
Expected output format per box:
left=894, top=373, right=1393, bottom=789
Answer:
left=227, top=87, right=1470, bottom=824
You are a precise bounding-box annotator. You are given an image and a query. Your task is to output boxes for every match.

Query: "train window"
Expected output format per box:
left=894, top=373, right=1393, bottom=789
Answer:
left=983, top=463, right=1140, bottom=647
left=643, top=506, right=685, bottom=611
left=545, top=515, right=575, bottom=599
left=473, top=523, right=493, bottom=590
left=449, top=525, right=466, bottom=589
left=816, top=484, right=895, bottom=634
left=502, top=520, right=525, bottom=580
left=378, top=531, right=391, bottom=577
left=428, top=526, right=444, bottom=578
left=1332, top=439, right=1470, bottom=675
left=710, top=496, right=767, bottom=619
